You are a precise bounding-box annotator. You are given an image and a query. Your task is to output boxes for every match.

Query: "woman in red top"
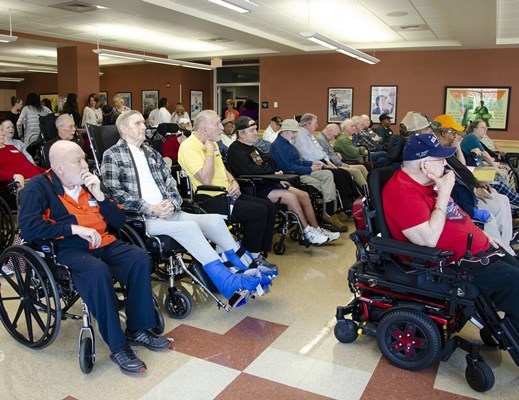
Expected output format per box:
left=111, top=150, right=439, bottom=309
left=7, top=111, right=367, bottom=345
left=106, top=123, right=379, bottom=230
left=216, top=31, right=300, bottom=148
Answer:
left=0, top=127, right=45, bottom=188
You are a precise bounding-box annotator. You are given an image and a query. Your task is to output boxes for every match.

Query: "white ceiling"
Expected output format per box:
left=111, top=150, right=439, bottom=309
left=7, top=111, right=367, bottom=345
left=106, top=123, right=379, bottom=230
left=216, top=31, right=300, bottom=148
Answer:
left=0, top=0, right=518, bottom=73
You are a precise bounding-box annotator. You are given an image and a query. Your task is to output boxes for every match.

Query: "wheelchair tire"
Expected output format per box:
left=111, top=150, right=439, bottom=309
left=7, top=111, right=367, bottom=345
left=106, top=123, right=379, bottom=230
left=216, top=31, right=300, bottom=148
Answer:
left=119, top=223, right=147, bottom=250
left=152, top=295, right=165, bottom=335
left=0, top=245, right=61, bottom=349
left=165, top=290, right=191, bottom=319
left=79, top=337, right=95, bottom=374
left=0, top=195, right=15, bottom=251
left=465, top=360, right=494, bottom=392
left=377, top=308, right=441, bottom=371
left=289, top=230, right=300, bottom=242
left=334, top=320, right=359, bottom=343
left=479, top=327, right=499, bottom=347
left=273, top=241, right=286, bottom=255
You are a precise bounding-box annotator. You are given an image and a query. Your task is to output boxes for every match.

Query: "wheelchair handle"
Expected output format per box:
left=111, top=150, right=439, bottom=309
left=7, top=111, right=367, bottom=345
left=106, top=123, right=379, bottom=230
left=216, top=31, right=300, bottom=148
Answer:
left=463, top=233, right=473, bottom=259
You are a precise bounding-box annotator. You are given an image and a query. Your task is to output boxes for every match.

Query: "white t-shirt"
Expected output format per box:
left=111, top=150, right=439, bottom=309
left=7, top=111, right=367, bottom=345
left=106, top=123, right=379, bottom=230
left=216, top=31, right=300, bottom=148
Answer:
left=262, top=125, right=279, bottom=143
left=128, top=143, right=163, bottom=205
left=158, top=107, right=172, bottom=125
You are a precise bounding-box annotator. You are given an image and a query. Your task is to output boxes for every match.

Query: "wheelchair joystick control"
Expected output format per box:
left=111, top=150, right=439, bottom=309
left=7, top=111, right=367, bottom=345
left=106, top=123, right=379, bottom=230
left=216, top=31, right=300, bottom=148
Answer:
left=463, top=233, right=473, bottom=259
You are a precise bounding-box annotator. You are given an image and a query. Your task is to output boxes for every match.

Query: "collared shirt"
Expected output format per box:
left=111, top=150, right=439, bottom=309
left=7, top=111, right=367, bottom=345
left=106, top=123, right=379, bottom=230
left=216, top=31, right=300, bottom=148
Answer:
left=293, top=127, right=329, bottom=163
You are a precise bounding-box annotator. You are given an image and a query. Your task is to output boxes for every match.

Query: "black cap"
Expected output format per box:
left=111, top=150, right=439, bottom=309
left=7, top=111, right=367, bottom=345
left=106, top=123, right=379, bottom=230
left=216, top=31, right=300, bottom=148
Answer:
left=379, top=113, right=392, bottom=122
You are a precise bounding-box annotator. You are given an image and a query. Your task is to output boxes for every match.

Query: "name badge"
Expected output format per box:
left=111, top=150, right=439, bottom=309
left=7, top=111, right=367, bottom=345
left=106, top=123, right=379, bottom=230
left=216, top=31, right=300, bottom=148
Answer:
left=88, top=199, right=98, bottom=207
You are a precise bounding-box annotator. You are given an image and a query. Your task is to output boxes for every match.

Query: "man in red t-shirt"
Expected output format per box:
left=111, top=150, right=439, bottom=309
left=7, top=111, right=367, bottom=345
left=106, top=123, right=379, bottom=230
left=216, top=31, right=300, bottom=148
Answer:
left=382, top=112, right=519, bottom=332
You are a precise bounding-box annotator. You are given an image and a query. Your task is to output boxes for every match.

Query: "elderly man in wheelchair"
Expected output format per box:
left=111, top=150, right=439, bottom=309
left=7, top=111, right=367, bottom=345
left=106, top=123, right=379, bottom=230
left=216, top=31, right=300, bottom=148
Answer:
left=335, top=129, right=519, bottom=393
left=17, top=140, right=171, bottom=375
left=101, top=110, right=277, bottom=304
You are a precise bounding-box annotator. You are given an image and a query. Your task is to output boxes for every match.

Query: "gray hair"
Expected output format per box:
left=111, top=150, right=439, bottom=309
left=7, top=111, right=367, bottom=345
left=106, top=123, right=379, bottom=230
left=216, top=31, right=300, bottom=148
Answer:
left=299, top=113, right=316, bottom=127
left=193, top=109, right=217, bottom=131
left=55, top=113, right=74, bottom=128
left=340, top=119, right=353, bottom=131
left=116, top=110, right=142, bottom=133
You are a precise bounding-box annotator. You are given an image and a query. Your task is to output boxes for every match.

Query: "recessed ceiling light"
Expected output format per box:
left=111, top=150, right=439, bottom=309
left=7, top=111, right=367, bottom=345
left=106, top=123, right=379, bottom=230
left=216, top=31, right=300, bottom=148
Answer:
left=386, top=11, right=409, bottom=17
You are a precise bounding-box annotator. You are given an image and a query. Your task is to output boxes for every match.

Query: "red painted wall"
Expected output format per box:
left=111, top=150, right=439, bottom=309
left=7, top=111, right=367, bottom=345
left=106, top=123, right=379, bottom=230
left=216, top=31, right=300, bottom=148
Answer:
left=259, top=48, right=519, bottom=140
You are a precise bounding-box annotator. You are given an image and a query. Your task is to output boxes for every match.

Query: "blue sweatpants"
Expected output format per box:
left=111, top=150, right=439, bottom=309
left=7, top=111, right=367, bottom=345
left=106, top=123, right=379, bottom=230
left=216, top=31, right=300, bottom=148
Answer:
left=57, top=240, right=155, bottom=351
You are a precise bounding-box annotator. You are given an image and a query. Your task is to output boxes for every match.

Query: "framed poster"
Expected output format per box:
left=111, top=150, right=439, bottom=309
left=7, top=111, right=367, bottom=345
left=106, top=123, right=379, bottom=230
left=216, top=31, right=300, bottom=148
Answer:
left=99, top=91, right=108, bottom=106
left=328, top=88, right=353, bottom=123
left=142, top=90, right=159, bottom=116
left=370, top=85, right=397, bottom=123
left=40, top=93, right=58, bottom=113
left=444, top=86, right=511, bottom=130
left=117, top=92, right=132, bottom=109
left=190, top=90, right=203, bottom=119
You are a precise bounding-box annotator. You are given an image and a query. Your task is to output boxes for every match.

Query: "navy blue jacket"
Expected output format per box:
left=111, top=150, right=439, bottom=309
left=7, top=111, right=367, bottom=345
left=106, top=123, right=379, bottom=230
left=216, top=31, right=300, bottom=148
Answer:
left=269, top=135, right=312, bottom=175
left=18, top=171, right=125, bottom=251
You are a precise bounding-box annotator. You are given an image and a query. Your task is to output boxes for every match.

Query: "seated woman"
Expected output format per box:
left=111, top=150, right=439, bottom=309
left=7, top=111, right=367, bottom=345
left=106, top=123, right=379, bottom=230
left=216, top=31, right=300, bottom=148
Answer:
left=227, top=116, right=340, bottom=246
left=0, top=126, right=45, bottom=188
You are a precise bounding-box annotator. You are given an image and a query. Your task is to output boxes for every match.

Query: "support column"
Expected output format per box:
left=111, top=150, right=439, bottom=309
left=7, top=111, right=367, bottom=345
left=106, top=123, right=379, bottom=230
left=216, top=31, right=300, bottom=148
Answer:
left=57, top=44, right=100, bottom=107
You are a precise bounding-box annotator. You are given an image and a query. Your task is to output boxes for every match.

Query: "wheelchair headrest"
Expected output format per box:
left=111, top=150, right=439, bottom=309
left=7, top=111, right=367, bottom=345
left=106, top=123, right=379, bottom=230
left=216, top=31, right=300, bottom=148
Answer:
left=156, top=123, right=179, bottom=136
left=367, top=167, right=395, bottom=238
left=86, top=124, right=120, bottom=167
left=39, top=113, right=58, bottom=141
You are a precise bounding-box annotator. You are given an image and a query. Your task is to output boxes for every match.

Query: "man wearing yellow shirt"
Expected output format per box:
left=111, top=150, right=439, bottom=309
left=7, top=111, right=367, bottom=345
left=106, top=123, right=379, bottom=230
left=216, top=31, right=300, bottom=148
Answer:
left=178, top=110, right=277, bottom=268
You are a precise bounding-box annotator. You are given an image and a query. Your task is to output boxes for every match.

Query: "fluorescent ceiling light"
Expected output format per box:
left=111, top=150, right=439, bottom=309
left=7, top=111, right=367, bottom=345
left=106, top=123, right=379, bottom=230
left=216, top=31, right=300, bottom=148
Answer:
left=92, top=49, right=214, bottom=71
left=0, top=34, right=17, bottom=43
left=27, top=69, right=58, bottom=74
left=0, top=76, right=24, bottom=82
left=300, top=32, right=380, bottom=65
left=207, top=0, right=255, bottom=14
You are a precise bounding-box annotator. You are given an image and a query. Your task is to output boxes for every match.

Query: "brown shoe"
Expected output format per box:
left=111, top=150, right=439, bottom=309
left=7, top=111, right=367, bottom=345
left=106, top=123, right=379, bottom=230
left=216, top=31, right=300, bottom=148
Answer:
left=322, top=213, right=349, bottom=232
left=335, top=213, right=350, bottom=224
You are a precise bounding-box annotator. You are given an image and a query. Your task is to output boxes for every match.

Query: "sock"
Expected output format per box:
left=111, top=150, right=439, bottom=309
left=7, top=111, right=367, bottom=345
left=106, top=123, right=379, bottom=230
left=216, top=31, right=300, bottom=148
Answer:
left=325, top=201, right=335, bottom=216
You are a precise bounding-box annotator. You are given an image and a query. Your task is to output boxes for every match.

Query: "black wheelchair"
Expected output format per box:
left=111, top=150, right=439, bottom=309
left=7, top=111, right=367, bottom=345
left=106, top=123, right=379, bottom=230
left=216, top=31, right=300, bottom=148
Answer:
left=0, top=180, right=19, bottom=252
left=335, top=167, right=519, bottom=393
left=0, top=231, right=165, bottom=374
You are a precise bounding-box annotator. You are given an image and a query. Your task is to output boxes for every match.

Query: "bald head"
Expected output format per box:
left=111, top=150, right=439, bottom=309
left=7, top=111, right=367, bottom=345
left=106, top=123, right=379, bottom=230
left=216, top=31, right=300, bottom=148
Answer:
left=321, top=124, right=340, bottom=141
left=49, top=140, right=83, bottom=168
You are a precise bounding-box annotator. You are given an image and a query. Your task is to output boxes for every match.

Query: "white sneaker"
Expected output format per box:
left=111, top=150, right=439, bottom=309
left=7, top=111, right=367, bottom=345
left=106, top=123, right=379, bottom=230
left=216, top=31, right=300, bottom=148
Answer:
left=317, top=226, right=340, bottom=242
left=1, top=264, right=14, bottom=276
left=304, top=227, right=329, bottom=246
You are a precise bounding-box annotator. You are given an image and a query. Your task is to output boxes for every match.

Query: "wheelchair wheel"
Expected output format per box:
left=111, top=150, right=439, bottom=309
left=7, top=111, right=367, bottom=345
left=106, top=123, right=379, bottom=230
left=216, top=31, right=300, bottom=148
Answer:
left=289, top=229, right=300, bottom=242
left=165, top=290, right=191, bottom=319
left=334, top=320, right=359, bottom=343
left=152, top=295, right=165, bottom=335
left=119, top=223, right=147, bottom=250
left=79, top=337, right=95, bottom=374
left=0, top=195, right=15, bottom=251
left=0, top=245, right=61, bottom=348
left=479, top=327, right=499, bottom=347
left=465, top=360, right=494, bottom=392
left=377, top=308, right=441, bottom=371
left=273, top=241, right=286, bottom=255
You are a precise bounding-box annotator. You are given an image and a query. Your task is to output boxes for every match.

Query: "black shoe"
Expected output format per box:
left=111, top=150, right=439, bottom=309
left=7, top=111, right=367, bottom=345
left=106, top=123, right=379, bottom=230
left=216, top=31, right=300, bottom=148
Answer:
left=250, top=255, right=278, bottom=272
left=110, top=344, right=147, bottom=374
left=125, top=329, right=172, bottom=351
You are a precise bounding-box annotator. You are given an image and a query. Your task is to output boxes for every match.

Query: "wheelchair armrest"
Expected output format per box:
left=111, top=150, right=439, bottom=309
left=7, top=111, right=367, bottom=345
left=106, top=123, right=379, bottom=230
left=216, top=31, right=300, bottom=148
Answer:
left=196, top=185, right=227, bottom=193
left=239, top=173, right=300, bottom=185
left=370, top=236, right=454, bottom=262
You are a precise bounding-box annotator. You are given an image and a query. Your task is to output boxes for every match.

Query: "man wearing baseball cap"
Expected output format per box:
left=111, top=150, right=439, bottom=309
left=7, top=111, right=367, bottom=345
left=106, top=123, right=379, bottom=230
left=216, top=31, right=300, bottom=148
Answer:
left=375, top=113, right=393, bottom=147
left=382, top=127, right=519, bottom=334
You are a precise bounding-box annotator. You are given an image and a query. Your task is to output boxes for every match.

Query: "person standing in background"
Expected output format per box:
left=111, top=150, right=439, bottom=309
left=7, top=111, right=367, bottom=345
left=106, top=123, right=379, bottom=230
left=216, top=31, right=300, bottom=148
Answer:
left=81, top=93, right=103, bottom=127
left=7, top=96, right=23, bottom=140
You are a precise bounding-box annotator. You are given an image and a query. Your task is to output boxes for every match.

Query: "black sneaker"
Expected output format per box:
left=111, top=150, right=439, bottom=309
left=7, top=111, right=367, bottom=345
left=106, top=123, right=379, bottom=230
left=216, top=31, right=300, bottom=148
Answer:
left=110, top=344, right=147, bottom=374
left=125, top=329, right=172, bottom=351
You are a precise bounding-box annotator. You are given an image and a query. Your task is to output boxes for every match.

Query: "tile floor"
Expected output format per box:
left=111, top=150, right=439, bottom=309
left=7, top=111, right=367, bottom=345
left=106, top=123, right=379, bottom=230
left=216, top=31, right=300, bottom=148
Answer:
left=1, top=220, right=518, bottom=400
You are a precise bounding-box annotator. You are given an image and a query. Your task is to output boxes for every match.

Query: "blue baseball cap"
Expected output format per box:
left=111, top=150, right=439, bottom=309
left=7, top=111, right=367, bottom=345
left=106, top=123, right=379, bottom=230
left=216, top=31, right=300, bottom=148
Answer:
left=403, top=133, right=456, bottom=161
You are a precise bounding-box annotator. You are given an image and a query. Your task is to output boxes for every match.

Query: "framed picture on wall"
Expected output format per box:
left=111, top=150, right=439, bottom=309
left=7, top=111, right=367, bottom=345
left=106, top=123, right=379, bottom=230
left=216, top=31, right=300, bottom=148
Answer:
left=444, top=86, right=511, bottom=130
left=99, top=91, right=108, bottom=106
left=142, top=90, right=159, bottom=116
left=117, top=92, right=132, bottom=109
left=328, top=88, right=353, bottom=123
left=235, top=97, right=247, bottom=112
left=190, top=90, right=203, bottom=119
left=40, top=94, right=59, bottom=114
left=370, top=85, right=397, bottom=123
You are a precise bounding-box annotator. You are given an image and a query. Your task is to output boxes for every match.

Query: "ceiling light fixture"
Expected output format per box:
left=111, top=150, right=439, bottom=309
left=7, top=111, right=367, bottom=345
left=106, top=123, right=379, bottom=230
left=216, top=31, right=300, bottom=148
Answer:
left=0, top=76, right=24, bottom=82
left=0, top=9, right=18, bottom=43
left=300, top=32, right=379, bottom=64
left=27, top=68, right=58, bottom=74
left=92, top=49, right=214, bottom=71
left=207, top=0, right=256, bottom=14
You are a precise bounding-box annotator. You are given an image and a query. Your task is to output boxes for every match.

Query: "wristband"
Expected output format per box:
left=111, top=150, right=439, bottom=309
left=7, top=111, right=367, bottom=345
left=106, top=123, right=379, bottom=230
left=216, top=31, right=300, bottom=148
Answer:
left=205, top=152, right=214, bottom=157
left=433, top=206, right=447, bottom=215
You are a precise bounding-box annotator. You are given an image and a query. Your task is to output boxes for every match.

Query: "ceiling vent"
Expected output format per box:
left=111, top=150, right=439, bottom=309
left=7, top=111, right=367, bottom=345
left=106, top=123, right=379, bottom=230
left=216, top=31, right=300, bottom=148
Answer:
left=204, top=37, right=233, bottom=43
left=393, top=24, right=430, bottom=32
left=49, top=1, right=97, bottom=13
